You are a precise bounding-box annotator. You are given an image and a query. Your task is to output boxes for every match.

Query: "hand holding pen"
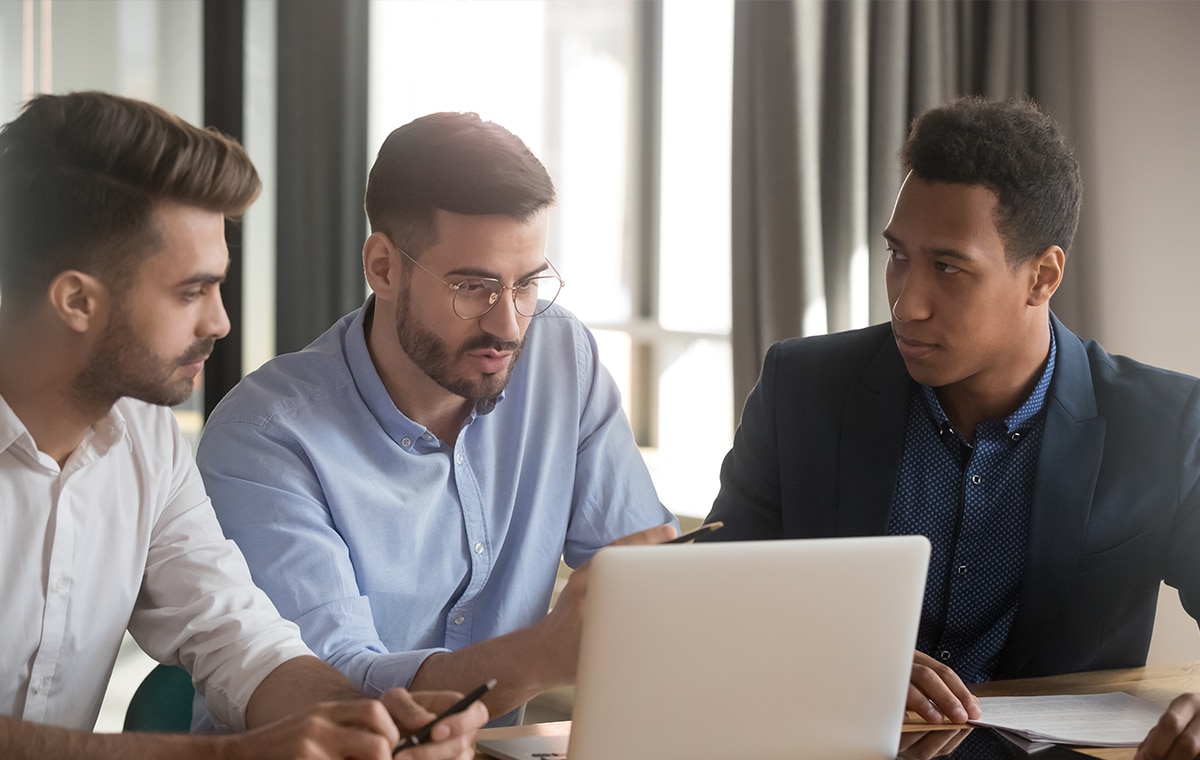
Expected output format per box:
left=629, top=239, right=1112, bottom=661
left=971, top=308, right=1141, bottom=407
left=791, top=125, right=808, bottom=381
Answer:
left=392, top=679, right=496, bottom=756
left=667, top=521, right=724, bottom=544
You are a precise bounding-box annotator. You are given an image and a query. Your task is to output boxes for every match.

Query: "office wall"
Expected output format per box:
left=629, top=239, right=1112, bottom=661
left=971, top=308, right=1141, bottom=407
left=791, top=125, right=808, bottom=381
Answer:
left=1070, top=0, right=1200, bottom=663
left=1072, top=1, right=1200, bottom=374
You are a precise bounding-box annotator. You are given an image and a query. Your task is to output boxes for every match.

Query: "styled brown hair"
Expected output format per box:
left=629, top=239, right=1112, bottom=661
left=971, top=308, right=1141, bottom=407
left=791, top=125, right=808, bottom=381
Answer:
left=0, top=90, right=261, bottom=312
left=364, top=111, right=556, bottom=257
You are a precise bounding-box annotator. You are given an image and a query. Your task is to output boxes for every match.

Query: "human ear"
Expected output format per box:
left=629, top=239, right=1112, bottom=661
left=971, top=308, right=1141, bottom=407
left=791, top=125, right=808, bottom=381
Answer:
left=363, top=232, right=400, bottom=298
left=47, top=270, right=109, bottom=334
left=1028, top=245, right=1065, bottom=306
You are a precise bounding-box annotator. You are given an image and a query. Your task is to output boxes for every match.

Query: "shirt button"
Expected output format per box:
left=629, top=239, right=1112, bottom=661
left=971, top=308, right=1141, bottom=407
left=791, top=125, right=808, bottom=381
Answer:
left=422, top=432, right=434, bottom=441
left=1010, top=431, right=1022, bottom=442
left=453, top=615, right=465, bottom=625
left=455, top=453, right=464, bottom=465
left=939, top=650, right=952, bottom=661
left=401, top=437, right=413, bottom=448
left=473, top=542, right=485, bottom=555
left=970, top=474, right=982, bottom=485
left=957, top=565, right=968, bottom=576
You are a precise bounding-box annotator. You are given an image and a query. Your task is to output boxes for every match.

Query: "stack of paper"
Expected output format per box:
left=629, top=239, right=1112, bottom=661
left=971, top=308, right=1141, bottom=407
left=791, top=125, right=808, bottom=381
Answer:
left=970, top=692, right=1163, bottom=752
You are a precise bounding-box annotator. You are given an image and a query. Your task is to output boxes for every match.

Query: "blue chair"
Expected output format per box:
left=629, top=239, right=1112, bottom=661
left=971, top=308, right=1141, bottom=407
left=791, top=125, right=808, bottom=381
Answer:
left=123, top=664, right=195, bottom=732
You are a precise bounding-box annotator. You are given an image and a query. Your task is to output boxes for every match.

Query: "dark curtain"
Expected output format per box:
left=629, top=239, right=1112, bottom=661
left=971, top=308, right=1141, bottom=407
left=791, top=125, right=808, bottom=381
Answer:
left=202, top=0, right=245, bottom=416
left=275, top=0, right=370, bottom=355
left=730, top=0, right=1080, bottom=412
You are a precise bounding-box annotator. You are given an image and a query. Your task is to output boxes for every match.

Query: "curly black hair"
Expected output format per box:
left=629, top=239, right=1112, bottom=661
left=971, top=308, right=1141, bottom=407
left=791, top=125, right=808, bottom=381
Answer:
left=901, top=96, right=1082, bottom=264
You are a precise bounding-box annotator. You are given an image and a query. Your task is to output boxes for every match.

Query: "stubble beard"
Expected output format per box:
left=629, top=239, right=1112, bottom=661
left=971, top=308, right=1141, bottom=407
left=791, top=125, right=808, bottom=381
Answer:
left=395, top=300, right=524, bottom=403
left=72, top=306, right=214, bottom=409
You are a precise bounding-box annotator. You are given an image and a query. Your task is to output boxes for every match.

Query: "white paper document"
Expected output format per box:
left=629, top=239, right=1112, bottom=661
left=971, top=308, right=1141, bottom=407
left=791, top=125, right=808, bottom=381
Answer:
left=970, top=692, right=1164, bottom=748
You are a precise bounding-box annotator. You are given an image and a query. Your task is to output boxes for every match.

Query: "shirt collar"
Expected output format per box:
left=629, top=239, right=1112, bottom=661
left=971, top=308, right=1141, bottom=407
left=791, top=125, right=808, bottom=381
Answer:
left=0, top=392, right=28, bottom=457
left=0, top=391, right=127, bottom=468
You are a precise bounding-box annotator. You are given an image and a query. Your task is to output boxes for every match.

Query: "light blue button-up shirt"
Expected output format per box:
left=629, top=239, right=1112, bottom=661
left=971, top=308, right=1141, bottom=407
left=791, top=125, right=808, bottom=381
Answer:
left=195, top=297, right=674, bottom=726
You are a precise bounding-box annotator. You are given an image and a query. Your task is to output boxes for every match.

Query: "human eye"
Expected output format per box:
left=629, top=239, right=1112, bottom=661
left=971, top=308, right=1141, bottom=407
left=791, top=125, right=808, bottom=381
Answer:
left=181, top=285, right=210, bottom=303
left=886, top=247, right=908, bottom=263
left=454, top=279, right=495, bottom=295
left=935, top=261, right=962, bottom=275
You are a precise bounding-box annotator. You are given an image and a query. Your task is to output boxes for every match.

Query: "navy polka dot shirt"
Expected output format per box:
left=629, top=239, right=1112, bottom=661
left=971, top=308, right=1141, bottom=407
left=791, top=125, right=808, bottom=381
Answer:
left=887, top=330, right=1057, bottom=683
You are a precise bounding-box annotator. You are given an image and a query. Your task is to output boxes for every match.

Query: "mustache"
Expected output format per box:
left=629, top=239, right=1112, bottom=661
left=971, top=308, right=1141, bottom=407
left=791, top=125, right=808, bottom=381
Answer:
left=462, top=336, right=522, bottom=353
left=179, top=338, right=217, bottom=365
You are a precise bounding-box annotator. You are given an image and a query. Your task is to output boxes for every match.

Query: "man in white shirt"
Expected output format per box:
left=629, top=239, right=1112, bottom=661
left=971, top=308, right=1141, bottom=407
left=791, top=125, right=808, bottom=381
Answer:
left=0, top=91, right=486, bottom=759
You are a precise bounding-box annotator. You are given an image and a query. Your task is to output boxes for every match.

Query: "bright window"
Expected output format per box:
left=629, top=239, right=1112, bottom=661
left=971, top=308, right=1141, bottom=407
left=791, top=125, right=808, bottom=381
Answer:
left=369, top=0, right=735, bottom=518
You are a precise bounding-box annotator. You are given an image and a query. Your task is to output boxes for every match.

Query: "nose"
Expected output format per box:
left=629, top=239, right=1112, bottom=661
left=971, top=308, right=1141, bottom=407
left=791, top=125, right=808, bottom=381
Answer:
left=205, top=287, right=232, bottom=340
left=477, top=287, right=522, bottom=343
left=887, top=268, right=931, bottom=324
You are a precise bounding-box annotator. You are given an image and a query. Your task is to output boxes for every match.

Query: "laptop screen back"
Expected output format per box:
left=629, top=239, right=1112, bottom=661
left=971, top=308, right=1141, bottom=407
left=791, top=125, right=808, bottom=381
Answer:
left=567, top=535, right=930, bottom=760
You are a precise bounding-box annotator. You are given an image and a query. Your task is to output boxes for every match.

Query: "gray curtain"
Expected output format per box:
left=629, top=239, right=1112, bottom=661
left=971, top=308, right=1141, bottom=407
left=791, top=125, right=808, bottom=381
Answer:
left=731, top=0, right=1079, bottom=412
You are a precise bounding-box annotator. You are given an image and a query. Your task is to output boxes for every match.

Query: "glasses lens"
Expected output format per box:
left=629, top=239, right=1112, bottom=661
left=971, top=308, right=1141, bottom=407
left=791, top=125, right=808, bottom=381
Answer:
left=452, top=279, right=504, bottom=319
left=515, top=276, right=563, bottom=317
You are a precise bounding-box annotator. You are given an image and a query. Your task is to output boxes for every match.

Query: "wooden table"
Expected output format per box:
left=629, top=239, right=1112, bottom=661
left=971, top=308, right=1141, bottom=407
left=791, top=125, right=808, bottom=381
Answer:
left=474, top=661, right=1200, bottom=759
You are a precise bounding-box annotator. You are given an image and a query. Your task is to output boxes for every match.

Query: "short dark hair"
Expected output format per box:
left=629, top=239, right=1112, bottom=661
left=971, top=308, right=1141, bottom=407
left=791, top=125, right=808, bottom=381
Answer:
left=364, top=111, right=556, bottom=256
left=0, top=91, right=260, bottom=313
left=900, top=96, right=1082, bottom=264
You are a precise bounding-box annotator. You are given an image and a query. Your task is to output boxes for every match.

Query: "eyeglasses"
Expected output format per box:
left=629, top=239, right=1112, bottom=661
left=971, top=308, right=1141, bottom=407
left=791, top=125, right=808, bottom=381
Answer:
left=390, top=240, right=565, bottom=320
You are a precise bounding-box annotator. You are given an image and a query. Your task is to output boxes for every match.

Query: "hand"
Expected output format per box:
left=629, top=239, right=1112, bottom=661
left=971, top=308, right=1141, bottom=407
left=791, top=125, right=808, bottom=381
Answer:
left=221, top=699, right=401, bottom=760
left=533, top=523, right=679, bottom=682
left=897, top=727, right=973, bottom=760
left=1136, top=693, right=1200, bottom=760
left=382, top=689, right=488, bottom=760
left=907, top=650, right=981, bottom=725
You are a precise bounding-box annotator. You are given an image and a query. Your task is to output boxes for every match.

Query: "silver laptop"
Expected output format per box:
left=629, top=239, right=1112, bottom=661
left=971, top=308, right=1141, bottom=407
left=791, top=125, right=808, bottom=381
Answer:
left=477, top=535, right=930, bottom=760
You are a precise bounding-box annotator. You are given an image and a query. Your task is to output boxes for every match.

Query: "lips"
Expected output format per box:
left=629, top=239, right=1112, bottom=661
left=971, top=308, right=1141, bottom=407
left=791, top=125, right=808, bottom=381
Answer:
left=893, top=333, right=938, bottom=360
left=180, top=357, right=209, bottom=376
left=469, top=351, right=513, bottom=375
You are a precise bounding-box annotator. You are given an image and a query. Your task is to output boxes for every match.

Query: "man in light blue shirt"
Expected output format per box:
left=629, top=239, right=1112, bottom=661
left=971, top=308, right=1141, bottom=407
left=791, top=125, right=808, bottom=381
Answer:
left=196, top=112, right=677, bottom=727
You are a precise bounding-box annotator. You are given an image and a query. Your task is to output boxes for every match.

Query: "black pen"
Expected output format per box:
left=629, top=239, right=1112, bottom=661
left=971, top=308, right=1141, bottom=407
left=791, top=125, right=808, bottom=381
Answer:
left=391, top=678, right=496, bottom=755
left=667, top=521, right=724, bottom=544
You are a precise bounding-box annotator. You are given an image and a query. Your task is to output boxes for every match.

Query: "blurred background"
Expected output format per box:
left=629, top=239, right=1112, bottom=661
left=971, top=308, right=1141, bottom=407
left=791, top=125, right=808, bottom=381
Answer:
left=3, top=0, right=1199, bottom=731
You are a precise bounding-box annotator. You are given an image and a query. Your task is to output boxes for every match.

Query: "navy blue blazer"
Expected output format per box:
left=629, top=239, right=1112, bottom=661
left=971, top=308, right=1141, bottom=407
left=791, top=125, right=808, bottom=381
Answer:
left=707, top=314, right=1200, bottom=679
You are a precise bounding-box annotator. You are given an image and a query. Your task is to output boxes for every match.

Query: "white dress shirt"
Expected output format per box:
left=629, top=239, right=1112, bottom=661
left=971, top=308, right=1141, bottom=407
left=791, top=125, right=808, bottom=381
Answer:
left=0, top=393, right=311, bottom=732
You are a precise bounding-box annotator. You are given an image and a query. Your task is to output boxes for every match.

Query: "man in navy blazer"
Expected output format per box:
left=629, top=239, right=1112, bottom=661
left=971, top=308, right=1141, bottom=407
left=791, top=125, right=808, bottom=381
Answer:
left=706, top=97, right=1200, bottom=758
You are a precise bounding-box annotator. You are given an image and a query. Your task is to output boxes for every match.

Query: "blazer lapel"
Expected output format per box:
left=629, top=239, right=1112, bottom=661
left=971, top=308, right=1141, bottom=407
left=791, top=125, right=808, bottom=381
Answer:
left=838, top=329, right=913, bottom=535
left=997, top=315, right=1106, bottom=677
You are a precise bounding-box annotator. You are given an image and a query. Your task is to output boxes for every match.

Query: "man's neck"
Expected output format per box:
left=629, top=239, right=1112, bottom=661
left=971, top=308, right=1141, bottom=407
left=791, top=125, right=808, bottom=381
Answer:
left=936, top=388, right=1023, bottom=446
left=0, top=327, right=107, bottom=467
left=934, top=320, right=1053, bottom=445
left=363, top=312, right=473, bottom=446
left=390, top=387, right=473, bottom=447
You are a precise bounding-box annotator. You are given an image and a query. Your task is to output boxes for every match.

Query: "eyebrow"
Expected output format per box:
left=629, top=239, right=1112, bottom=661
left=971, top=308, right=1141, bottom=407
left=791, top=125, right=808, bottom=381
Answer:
left=174, top=271, right=228, bottom=288
left=882, top=231, right=973, bottom=262
left=444, top=262, right=551, bottom=281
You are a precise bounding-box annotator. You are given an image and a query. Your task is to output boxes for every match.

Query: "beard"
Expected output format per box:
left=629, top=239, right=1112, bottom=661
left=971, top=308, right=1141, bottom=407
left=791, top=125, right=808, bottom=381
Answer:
left=72, top=307, right=215, bottom=409
left=395, top=300, right=524, bottom=402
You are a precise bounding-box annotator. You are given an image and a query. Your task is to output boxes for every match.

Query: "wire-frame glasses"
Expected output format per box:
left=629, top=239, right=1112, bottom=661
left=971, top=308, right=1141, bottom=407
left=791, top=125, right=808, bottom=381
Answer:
left=391, top=239, right=565, bottom=320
